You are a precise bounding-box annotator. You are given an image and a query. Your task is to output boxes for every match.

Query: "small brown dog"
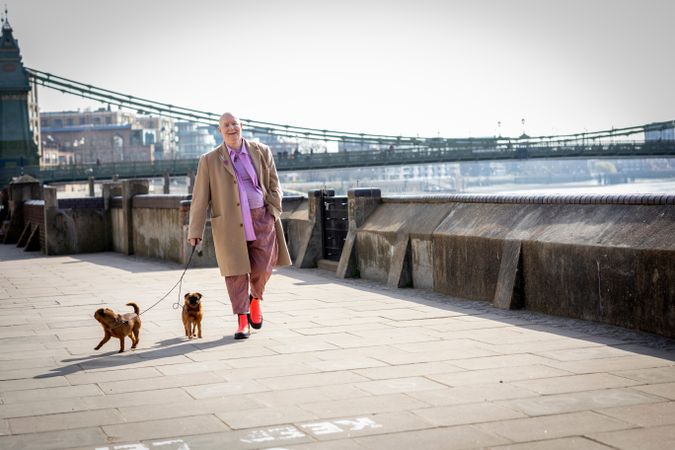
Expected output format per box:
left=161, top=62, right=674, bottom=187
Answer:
left=182, top=292, right=203, bottom=339
left=94, top=302, right=142, bottom=353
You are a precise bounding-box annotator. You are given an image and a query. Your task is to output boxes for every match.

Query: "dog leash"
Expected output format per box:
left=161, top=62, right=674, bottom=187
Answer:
left=104, top=246, right=197, bottom=332
left=142, top=245, right=197, bottom=315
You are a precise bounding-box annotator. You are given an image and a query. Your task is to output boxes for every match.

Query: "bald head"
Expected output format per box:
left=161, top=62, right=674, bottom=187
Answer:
left=218, top=112, right=243, bottom=150
left=219, top=112, right=238, bottom=128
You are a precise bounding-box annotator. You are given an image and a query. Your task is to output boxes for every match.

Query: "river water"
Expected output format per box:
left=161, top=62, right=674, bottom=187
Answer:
left=52, top=157, right=675, bottom=198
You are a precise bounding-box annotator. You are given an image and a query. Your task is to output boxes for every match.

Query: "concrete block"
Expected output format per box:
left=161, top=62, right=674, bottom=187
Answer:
left=337, top=230, right=359, bottom=278
left=119, top=179, right=149, bottom=255
left=293, top=190, right=328, bottom=269
left=493, top=240, right=524, bottom=309
left=387, top=235, right=412, bottom=288
left=337, top=188, right=381, bottom=279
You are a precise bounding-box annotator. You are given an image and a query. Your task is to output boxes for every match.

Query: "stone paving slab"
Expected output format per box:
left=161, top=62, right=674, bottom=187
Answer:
left=0, top=245, right=674, bottom=449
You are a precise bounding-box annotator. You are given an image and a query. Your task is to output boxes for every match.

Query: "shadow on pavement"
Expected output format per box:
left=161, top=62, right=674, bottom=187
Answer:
left=34, top=335, right=238, bottom=379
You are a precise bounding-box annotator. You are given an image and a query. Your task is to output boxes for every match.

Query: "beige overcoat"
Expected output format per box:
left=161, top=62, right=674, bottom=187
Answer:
left=188, top=140, right=292, bottom=276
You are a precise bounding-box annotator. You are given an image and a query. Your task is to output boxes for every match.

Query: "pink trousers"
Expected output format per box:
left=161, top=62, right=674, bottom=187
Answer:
left=224, top=207, right=278, bottom=314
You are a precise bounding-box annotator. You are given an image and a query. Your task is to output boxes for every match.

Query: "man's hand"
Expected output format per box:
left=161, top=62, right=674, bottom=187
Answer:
left=189, top=238, right=202, bottom=247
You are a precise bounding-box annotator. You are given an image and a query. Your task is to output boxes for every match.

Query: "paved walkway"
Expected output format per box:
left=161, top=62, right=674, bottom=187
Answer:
left=0, top=245, right=674, bottom=450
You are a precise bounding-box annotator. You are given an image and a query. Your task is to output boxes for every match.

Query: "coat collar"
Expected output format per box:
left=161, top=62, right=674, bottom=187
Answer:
left=216, top=144, right=235, bottom=176
left=216, top=139, right=262, bottom=179
left=245, top=139, right=263, bottom=181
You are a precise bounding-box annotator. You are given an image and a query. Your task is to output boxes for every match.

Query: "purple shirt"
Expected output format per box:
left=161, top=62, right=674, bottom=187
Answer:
left=226, top=141, right=264, bottom=241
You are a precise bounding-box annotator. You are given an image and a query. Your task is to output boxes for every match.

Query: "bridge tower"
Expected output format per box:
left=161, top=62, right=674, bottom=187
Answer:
left=0, top=8, right=39, bottom=168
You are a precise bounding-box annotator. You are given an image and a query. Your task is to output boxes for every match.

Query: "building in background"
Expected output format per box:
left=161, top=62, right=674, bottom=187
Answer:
left=176, top=121, right=216, bottom=158
left=137, top=115, right=178, bottom=160
left=41, top=137, right=73, bottom=166
left=0, top=9, right=40, bottom=167
left=39, top=109, right=177, bottom=166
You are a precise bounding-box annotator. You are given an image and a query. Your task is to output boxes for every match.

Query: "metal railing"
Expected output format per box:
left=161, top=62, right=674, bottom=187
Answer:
left=2, top=140, right=674, bottom=184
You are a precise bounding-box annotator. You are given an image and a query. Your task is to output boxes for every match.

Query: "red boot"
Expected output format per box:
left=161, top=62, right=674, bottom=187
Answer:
left=234, top=314, right=250, bottom=340
left=248, top=295, right=263, bottom=330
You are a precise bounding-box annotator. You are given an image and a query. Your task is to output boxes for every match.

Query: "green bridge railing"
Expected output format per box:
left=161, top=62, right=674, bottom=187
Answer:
left=1, top=140, right=674, bottom=185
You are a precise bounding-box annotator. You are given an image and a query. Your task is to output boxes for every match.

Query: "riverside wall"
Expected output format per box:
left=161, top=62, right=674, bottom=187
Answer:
left=345, top=192, right=675, bottom=338
left=5, top=175, right=674, bottom=337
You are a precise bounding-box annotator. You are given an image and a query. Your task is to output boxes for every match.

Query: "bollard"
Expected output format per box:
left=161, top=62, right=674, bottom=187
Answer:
left=163, top=173, right=170, bottom=194
left=188, top=171, right=195, bottom=194
left=336, top=188, right=381, bottom=278
left=88, top=176, right=95, bottom=197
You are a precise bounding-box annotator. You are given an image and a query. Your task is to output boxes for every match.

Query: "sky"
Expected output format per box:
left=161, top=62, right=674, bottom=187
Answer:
left=6, top=0, right=675, bottom=138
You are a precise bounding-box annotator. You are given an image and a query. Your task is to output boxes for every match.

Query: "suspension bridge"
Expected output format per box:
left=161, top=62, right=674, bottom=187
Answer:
left=1, top=68, right=674, bottom=184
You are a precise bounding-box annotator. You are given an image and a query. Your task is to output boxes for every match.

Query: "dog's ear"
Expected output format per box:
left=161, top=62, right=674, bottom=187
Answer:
left=196, top=292, right=203, bottom=299
left=96, top=308, right=104, bottom=315
left=184, top=292, right=190, bottom=300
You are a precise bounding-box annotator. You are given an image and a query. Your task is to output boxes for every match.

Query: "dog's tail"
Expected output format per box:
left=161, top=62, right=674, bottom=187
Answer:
left=126, top=302, right=140, bottom=315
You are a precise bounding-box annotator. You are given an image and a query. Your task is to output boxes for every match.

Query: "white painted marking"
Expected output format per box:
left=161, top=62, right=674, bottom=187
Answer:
left=94, top=439, right=189, bottom=450
left=335, top=417, right=383, bottom=431
left=152, top=439, right=190, bottom=450
left=300, top=421, right=344, bottom=435
left=110, top=445, right=149, bottom=450
left=240, top=429, right=276, bottom=444
left=240, top=426, right=305, bottom=444
left=240, top=416, right=383, bottom=445
left=270, top=426, right=306, bottom=440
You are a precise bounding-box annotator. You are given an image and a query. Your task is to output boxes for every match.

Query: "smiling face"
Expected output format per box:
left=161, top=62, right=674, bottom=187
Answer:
left=218, top=113, right=243, bottom=150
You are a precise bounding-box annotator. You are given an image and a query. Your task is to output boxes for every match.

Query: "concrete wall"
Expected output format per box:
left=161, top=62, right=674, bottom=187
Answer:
left=24, top=176, right=675, bottom=337
left=132, top=195, right=184, bottom=263
left=350, top=194, right=675, bottom=338
left=47, top=198, right=107, bottom=254
left=110, top=198, right=125, bottom=254
left=357, top=202, right=453, bottom=288
left=281, top=196, right=310, bottom=264
left=176, top=195, right=310, bottom=269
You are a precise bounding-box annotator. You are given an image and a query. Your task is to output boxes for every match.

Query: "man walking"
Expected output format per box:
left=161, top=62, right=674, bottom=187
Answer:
left=188, top=112, right=291, bottom=339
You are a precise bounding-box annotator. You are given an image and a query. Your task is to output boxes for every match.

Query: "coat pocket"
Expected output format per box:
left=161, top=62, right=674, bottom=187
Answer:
left=210, top=215, right=224, bottom=248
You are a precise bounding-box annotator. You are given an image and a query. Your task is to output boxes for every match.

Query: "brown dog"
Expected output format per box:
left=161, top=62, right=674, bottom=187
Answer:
left=182, top=292, right=203, bottom=339
left=94, top=302, right=142, bottom=353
